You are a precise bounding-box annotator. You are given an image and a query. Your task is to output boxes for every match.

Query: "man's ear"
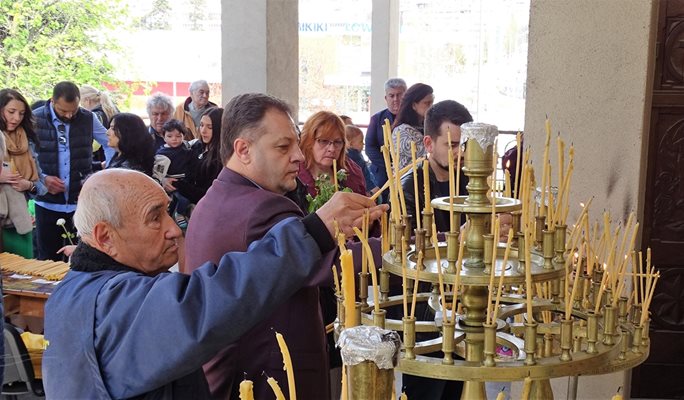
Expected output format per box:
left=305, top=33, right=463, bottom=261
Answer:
left=423, top=135, right=433, bottom=154
left=232, top=138, right=251, bottom=164
left=91, top=222, right=118, bottom=258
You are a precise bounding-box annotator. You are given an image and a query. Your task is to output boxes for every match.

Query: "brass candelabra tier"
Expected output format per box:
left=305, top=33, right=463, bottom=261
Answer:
left=339, top=123, right=653, bottom=400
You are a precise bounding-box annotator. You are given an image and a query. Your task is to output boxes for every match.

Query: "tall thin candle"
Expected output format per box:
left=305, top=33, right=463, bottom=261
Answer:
left=493, top=228, right=514, bottom=322
left=513, top=132, right=522, bottom=199
left=411, top=142, right=422, bottom=230
left=431, top=223, right=448, bottom=323
left=491, top=142, right=497, bottom=234
left=275, top=332, right=297, bottom=400
left=333, top=159, right=339, bottom=192
left=401, top=240, right=409, bottom=316
left=450, top=228, right=466, bottom=319
left=340, top=249, right=358, bottom=327
left=353, top=227, right=381, bottom=313
left=448, top=129, right=456, bottom=232
left=423, top=159, right=432, bottom=213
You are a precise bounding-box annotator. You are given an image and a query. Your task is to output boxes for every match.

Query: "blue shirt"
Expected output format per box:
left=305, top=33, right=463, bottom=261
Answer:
left=35, top=104, right=114, bottom=213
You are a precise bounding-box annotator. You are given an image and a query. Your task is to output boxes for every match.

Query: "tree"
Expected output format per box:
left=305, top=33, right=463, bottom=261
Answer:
left=0, top=0, right=128, bottom=101
left=137, top=0, right=172, bottom=31
left=187, top=0, right=206, bottom=31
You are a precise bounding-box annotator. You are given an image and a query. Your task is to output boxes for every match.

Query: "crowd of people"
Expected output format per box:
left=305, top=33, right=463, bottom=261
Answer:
left=0, top=76, right=489, bottom=399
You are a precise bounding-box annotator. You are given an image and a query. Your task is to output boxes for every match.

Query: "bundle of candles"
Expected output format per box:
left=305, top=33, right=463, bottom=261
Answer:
left=329, top=117, right=659, bottom=399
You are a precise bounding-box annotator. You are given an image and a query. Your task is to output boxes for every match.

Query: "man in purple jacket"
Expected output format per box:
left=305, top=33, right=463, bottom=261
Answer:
left=185, top=93, right=388, bottom=399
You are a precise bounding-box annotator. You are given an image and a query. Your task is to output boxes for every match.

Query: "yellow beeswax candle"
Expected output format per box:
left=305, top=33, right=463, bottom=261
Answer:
left=513, top=132, right=521, bottom=199
left=504, top=167, right=511, bottom=198
left=239, top=379, right=254, bottom=400
left=353, top=227, right=380, bottom=313
left=333, top=159, right=339, bottom=192
left=340, top=249, right=358, bottom=327
left=266, top=377, right=286, bottom=400
left=411, top=142, right=421, bottom=230
left=423, top=159, right=431, bottom=213
left=275, top=332, right=296, bottom=400
left=447, top=129, right=455, bottom=232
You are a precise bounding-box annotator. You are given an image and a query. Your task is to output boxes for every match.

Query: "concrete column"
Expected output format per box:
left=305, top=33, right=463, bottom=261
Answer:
left=370, top=0, right=400, bottom=115
left=221, top=0, right=299, bottom=117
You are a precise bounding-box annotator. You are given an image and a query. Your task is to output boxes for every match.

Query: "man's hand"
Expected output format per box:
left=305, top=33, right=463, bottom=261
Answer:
left=162, top=177, right=177, bottom=192
left=315, top=191, right=389, bottom=237
left=45, top=176, right=66, bottom=194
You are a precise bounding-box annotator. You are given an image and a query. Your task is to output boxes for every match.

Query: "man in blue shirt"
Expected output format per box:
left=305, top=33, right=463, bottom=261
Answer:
left=33, top=81, right=114, bottom=260
left=365, top=78, right=407, bottom=202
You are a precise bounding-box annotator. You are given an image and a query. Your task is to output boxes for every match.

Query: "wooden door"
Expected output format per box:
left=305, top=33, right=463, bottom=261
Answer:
left=631, top=1, right=684, bottom=398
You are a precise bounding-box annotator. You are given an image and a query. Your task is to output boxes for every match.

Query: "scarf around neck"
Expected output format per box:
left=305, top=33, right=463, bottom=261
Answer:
left=3, top=126, right=38, bottom=181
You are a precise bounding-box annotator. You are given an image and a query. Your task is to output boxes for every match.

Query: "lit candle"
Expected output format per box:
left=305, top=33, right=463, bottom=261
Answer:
left=340, top=249, right=358, bottom=327
left=333, top=159, right=339, bottom=192
left=423, top=159, right=432, bottom=213
left=239, top=379, right=254, bottom=400
left=266, top=377, right=287, bottom=400
left=411, top=142, right=421, bottom=230
left=566, top=243, right=584, bottom=319
left=275, top=332, right=296, bottom=400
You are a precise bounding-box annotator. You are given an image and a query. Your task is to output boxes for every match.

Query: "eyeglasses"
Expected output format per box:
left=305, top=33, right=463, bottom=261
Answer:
left=57, top=124, right=67, bottom=145
left=316, top=138, right=344, bottom=149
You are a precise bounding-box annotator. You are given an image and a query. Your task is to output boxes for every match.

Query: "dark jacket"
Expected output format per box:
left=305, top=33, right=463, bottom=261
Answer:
left=364, top=108, right=395, bottom=190
left=156, top=145, right=192, bottom=176
left=43, top=219, right=329, bottom=399
left=184, top=168, right=332, bottom=400
left=108, top=153, right=153, bottom=177
left=347, top=148, right=377, bottom=191
left=34, top=101, right=94, bottom=205
left=400, top=161, right=469, bottom=232
left=173, top=141, right=222, bottom=204
left=149, top=126, right=166, bottom=151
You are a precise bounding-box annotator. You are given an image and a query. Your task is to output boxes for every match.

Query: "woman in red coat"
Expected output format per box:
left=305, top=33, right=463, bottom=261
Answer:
left=298, top=111, right=366, bottom=203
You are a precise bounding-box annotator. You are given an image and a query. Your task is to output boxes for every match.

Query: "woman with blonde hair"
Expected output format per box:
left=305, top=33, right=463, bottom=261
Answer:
left=298, top=111, right=366, bottom=202
left=80, top=84, right=118, bottom=129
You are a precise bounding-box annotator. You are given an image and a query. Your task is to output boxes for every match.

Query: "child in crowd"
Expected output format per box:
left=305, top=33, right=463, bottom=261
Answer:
left=155, top=119, right=194, bottom=228
left=345, top=124, right=379, bottom=196
left=156, top=119, right=193, bottom=177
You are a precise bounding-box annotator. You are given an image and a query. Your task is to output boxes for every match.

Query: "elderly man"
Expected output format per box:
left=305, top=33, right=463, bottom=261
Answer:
left=42, top=168, right=383, bottom=399
left=174, top=80, right=217, bottom=140
left=365, top=78, right=407, bottom=202
left=184, top=93, right=386, bottom=399
left=33, top=81, right=114, bottom=260
left=146, top=92, right=176, bottom=149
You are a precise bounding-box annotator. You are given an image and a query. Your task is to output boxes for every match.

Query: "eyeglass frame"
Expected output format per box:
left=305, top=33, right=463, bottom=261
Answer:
left=315, top=138, right=345, bottom=149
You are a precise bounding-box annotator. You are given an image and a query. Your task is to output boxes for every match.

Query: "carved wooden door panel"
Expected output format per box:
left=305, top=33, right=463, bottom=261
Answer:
left=632, top=1, right=684, bottom=398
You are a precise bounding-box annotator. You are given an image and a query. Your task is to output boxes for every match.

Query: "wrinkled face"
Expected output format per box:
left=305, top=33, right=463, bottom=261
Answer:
left=385, top=87, right=406, bottom=115
left=199, top=115, right=213, bottom=144
left=106, top=120, right=120, bottom=151
left=312, top=133, right=344, bottom=171
left=426, top=122, right=461, bottom=173
left=2, top=99, right=26, bottom=132
left=164, top=129, right=184, bottom=148
left=53, top=97, right=80, bottom=123
left=245, top=109, right=304, bottom=194
left=412, top=93, right=435, bottom=119
left=190, top=85, right=210, bottom=109
left=109, top=178, right=182, bottom=274
left=148, top=105, right=172, bottom=133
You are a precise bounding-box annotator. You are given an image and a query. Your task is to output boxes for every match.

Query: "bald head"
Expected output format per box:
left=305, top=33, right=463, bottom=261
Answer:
left=75, top=169, right=161, bottom=239
left=75, top=168, right=181, bottom=274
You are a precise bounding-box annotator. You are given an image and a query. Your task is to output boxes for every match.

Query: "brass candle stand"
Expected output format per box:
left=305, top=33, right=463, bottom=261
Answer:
left=337, top=123, right=653, bottom=400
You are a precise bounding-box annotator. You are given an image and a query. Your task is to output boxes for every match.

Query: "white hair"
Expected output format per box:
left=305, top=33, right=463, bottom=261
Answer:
left=74, top=168, right=157, bottom=238
left=146, top=92, right=174, bottom=116
left=189, top=80, right=209, bottom=94
left=384, top=78, right=407, bottom=92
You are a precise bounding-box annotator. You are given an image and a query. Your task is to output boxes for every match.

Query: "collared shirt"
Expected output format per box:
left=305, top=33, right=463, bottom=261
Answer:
left=35, top=103, right=114, bottom=213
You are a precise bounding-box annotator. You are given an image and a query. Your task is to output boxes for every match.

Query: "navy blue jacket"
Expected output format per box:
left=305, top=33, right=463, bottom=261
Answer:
left=43, top=217, right=331, bottom=399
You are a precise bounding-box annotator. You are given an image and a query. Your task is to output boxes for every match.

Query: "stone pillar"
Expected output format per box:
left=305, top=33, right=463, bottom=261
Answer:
left=221, top=0, right=299, bottom=117
left=370, top=0, right=400, bottom=115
